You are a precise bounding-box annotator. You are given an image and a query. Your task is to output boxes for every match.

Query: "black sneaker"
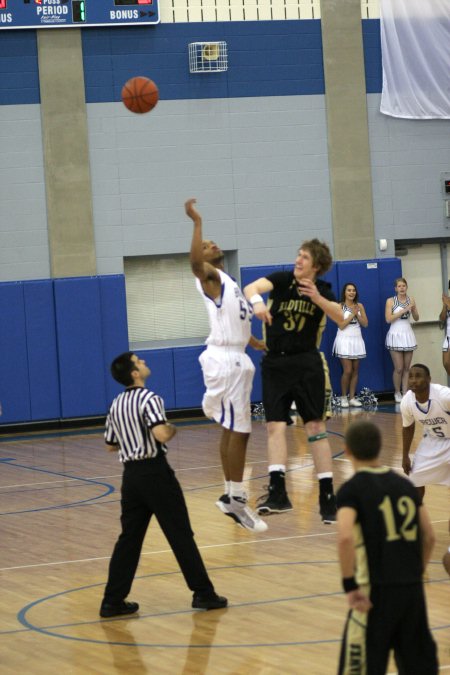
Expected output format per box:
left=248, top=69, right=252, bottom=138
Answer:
left=192, top=592, right=228, bottom=610
left=319, top=493, right=337, bottom=524
left=256, top=486, right=293, bottom=514
left=99, top=600, right=139, bottom=618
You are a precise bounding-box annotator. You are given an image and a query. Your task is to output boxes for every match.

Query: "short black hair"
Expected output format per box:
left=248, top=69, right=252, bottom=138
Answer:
left=410, top=363, right=431, bottom=377
left=345, top=420, right=382, bottom=461
left=110, top=351, right=137, bottom=386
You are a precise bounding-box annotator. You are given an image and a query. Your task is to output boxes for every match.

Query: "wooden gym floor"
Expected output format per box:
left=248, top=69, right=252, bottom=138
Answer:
left=1, top=406, right=449, bottom=674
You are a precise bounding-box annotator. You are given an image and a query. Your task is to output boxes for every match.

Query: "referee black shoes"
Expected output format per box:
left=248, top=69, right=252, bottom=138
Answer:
left=192, top=592, right=228, bottom=610
left=99, top=600, right=139, bottom=618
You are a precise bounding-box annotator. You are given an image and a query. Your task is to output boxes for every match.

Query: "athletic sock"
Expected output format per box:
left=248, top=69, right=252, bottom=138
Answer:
left=319, top=476, right=334, bottom=496
left=230, top=481, right=246, bottom=500
left=269, top=468, right=286, bottom=492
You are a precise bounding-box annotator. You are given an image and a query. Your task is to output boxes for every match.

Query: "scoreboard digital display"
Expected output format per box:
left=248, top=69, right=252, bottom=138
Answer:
left=0, top=0, right=160, bottom=29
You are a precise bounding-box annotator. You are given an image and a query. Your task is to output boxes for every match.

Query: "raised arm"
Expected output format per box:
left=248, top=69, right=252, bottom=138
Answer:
left=297, top=279, right=342, bottom=325
left=244, top=277, right=274, bottom=325
left=185, top=198, right=221, bottom=296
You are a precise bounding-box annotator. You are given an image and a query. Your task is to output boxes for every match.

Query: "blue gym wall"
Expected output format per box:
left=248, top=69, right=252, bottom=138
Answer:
left=0, top=20, right=448, bottom=424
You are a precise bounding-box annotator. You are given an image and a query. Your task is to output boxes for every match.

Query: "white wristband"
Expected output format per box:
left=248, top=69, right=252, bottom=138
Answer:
left=250, top=294, right=264, bottom=305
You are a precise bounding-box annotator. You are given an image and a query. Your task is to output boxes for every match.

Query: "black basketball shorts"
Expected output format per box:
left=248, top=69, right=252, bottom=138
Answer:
left=261, top=350, right=331, bottom=424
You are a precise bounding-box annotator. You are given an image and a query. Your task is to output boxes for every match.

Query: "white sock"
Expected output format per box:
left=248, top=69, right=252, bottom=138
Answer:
left=230, top=481, right=246, bottom=500
left=224, top=480, right=231, bottom=496
left=317, top=472, right=333, bottom=480
left=269, top=464, right=286, bottom=474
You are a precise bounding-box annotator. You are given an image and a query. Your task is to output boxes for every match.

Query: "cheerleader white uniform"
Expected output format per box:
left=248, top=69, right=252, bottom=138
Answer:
left=385, top=296, right=417, bottom=352
left=332, top=305, right=366, bottom=359
left=400, top=384, right=450, bottom=487
left=442, top=309, right=450, bottom=352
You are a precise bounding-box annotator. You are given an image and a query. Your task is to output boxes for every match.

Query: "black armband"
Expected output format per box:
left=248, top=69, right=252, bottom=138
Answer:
left=342, top=576, right=359, bottom=593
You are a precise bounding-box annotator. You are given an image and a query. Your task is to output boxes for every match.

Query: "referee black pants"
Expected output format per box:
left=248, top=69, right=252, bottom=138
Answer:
left=103, top=456, right=214, bottom=604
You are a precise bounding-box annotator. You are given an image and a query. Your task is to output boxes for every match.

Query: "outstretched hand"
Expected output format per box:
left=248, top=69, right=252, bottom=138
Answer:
left=185, top=198, right=200, bottom=221
left=297, top=279, right=319, bottom=301
left=253, top=301, right=273, bottom=325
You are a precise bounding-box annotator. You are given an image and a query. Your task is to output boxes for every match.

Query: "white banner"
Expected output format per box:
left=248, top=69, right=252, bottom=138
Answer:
left=380, top=0, right=450, bottom=119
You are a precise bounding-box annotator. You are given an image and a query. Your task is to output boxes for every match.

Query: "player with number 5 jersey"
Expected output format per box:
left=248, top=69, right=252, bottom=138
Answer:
left=401, top=363, right=450, bottom=501
left=185, top=198, right=268, bottom=534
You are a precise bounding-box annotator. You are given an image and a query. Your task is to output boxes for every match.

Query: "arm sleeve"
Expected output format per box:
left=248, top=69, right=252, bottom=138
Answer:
left=336, top=481, right=359, bottom=512
left=266, top=271, right=290, bottom=289
left=400, top=398, right=415, bottom=427
left=438, top=387, right=450, bottom=413
left=104, top=413, right=118, bottom=445
left=143, top=393, right=167, bottom=429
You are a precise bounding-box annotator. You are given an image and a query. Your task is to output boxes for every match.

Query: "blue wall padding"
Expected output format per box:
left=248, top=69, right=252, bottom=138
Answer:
left=135, top=348, right=176, bottom=410
left=318, top=264, right=340, bottom=391
left=23, top=280, right=61, bottom=421
left=362, top=19, right=382, bottom=94
left=99, top=275, right=130, bottom=405
left=0, top=20, right=382, bottom=107
left=0, top=282, right=31, bottom=423
left=329, top=258, right=402, bottom=394
left=173, top=346, right=205, bottom=409
left=240, top=264, right=286, bottom=401
left=54, top=277, right=107, bottom=418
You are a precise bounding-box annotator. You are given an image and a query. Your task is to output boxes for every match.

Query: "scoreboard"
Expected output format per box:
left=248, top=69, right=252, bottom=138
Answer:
left=0, top=0, right=160, bottom=29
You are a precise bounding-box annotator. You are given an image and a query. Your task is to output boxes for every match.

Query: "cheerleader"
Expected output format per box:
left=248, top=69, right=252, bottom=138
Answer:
left=385, top=277, right=419, bottom=403
left=332, top=283, right=368, bottom=407
left=439, top=291, right=450, bottom=375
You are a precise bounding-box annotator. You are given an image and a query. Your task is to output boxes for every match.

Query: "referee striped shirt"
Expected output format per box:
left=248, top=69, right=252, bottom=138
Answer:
left=105, top=386, right=168, bottom=462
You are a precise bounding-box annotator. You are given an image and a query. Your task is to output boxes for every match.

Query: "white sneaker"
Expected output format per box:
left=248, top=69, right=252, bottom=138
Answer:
left=227, top=496, right=268, bottom=533
left=341, top=397, right=349, bottom=408
left=349, top=398, right=362, bottom=407
left=394, top=392, right=403, bottom=403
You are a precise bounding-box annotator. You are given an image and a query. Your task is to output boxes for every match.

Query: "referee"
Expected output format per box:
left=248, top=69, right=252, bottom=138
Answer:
left=99, top=352, right=227, bottom=618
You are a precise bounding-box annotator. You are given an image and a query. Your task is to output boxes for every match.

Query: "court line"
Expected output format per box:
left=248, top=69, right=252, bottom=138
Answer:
left=2, top=525, right=447, bottom=573
left=13, top=563, right=450, bottom=650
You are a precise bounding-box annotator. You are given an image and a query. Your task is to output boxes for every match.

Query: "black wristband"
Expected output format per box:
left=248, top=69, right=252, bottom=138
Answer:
left=342, top=577, right=359, bottom=593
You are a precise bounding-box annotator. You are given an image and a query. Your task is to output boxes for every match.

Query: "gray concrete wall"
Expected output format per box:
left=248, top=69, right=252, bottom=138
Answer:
left=37, top=29, right=96, bottom=278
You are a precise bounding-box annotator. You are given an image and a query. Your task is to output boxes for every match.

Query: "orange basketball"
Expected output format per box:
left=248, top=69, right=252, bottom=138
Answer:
left=121, top=76, right=159, bottom=114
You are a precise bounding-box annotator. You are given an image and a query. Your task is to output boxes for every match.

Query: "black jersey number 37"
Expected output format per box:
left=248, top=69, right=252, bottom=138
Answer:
left=282, top=311, right=306, bottom=333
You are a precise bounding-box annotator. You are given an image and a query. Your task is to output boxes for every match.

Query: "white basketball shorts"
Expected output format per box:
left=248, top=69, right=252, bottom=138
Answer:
left=199, top=345, right=255, bottom=433
left=410, top=435, right=450, bottom=487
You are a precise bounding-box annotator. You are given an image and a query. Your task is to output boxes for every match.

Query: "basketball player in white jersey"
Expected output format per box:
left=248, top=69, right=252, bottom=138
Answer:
left=401, top=363, right=450, bottom=501
left=185, top=198, right=268, bottom=533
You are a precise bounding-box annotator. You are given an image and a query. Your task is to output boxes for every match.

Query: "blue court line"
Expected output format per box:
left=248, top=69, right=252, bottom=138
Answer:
left=0, top=459, right=115, bottom=516
left=15, top=560, right=450, bottom=648
left=0, top=418, right=215, bottom=444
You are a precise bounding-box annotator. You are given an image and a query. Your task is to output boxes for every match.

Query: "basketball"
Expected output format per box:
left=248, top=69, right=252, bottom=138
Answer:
left=121, top=76, right=159, bottom=114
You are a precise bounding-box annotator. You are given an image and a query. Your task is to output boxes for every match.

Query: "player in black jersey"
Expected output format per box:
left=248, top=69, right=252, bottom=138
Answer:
left=337, top=420, right=438, bottom=675
left=244, top=239, right=342, bottom=522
